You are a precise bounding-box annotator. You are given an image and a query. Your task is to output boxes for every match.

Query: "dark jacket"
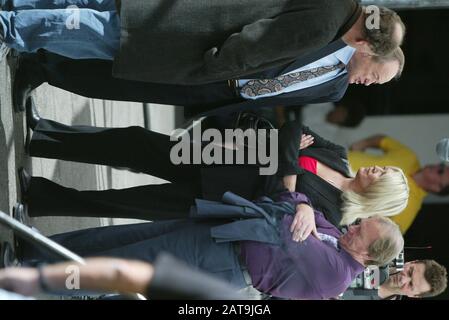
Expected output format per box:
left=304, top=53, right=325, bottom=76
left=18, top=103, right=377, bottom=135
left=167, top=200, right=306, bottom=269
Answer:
left=191, top=191, right=299, bottom=245
left=113, top=0, right=361, bottom=85
left=200, top=121, right=352, bottom=228
left=279, top=121, right=352, bottom=227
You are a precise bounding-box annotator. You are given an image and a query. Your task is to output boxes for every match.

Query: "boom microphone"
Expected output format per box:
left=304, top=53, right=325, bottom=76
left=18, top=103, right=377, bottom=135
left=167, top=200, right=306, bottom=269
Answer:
left=436, top=138, right=449, bottom=162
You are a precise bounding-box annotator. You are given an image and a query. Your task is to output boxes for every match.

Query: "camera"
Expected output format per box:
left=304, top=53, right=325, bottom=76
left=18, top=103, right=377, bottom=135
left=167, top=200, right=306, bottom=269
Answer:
left=348, top=249, right=404, bottom=291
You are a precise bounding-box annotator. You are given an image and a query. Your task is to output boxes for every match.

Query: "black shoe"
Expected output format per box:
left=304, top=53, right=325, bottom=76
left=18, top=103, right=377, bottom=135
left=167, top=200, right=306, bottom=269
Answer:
left=18, top=167, right=31, bottom=202
left=13, top=56, right=46, bottom=112
left=25, top=97, right=41, bottom=130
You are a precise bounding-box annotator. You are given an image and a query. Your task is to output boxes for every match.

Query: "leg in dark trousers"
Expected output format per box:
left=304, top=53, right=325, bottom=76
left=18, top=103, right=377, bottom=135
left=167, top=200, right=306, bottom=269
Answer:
left=21, top=220, right=189, bottom=262
left=20, top=220, right=246, bottom=287
left=30, top=118, right=200, bottom=182
left=27, top=177, right=199, bottom=220
left=36, top=52, right=242, bottom=108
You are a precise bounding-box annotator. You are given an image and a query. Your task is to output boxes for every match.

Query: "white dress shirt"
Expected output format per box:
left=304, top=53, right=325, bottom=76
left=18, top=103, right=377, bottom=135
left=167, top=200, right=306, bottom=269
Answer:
left=239, top=45, right=356, bottom=100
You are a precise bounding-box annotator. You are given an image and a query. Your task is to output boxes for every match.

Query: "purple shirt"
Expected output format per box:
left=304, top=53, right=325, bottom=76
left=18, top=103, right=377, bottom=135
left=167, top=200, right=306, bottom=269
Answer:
left=240, top=191, right=364, bottom=299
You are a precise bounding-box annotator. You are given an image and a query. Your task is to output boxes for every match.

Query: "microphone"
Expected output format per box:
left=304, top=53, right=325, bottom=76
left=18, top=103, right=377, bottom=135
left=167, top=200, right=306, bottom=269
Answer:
left=436, top=138, right=449, bottom=162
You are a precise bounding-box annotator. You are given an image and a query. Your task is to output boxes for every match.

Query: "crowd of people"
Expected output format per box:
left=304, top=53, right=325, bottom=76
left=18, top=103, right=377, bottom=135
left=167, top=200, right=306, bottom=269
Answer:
left=0, top=0, right=447, bottom=300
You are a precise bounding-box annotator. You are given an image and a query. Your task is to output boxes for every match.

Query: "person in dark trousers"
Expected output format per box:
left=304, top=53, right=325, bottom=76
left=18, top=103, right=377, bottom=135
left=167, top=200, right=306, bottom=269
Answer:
left=2, top=0, right=404, bottom=84
left=12, top=43, right=405, bottom=120
left=17, top=98, right=409, bottom=236
left=13, top=190, right=404, bottom=300
left=7, top=1, right=407, bottom=116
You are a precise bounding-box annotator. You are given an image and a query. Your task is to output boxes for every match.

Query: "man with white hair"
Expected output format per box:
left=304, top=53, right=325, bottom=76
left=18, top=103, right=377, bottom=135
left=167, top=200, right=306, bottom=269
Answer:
left=13, top=191, right=404, bottom=299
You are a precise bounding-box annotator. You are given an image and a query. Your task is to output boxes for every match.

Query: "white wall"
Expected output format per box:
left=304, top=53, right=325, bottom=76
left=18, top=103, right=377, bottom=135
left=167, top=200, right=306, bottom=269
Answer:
left=332, top=113, right=449, bottom=203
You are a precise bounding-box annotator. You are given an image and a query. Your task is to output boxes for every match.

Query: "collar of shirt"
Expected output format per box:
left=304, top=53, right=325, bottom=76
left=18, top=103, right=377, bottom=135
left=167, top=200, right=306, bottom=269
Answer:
left=286, top=45, right=355, bottom=75
left=317, top=232, right=340, bottom=250
left=334, top=45, right=356, bottom=66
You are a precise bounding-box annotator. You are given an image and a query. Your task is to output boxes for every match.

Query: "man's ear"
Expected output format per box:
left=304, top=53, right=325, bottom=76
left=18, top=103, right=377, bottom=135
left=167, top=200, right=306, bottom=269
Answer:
left=360, top=252, right=371, bottom=264
left=355, top=39, right=375, bottom=56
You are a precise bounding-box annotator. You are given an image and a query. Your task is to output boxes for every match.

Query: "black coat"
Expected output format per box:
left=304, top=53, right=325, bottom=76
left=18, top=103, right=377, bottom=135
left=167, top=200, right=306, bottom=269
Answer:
left=113, top=0, right=361, bottom=84
left=201, top=121, right=352, bottom=227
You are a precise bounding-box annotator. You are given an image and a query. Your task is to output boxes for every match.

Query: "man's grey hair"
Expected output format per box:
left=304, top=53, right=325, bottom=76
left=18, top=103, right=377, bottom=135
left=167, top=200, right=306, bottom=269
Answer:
left=365, top=216, right=404, bottom=266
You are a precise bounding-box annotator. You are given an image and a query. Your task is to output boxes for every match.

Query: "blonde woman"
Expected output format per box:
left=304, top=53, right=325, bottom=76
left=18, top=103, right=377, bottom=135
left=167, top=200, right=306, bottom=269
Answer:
left=280, top=122, right=409, bottom=240
left=16, top=103, right=408, bottom=241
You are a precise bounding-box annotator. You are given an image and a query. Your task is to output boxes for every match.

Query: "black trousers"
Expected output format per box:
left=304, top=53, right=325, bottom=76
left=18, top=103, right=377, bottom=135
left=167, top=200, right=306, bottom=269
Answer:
left=28, top=118, right=204, bottom=220
left=28, top=118, right=264, bottom=220
left=30, top=52, right=243, bottom=117
left=20, top=219, right=246, bottom=288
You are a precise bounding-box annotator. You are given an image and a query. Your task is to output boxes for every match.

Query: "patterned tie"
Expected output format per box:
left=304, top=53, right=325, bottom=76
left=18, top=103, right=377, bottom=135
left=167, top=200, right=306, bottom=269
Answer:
left=317, top=232, right=340, bottom=250
left=241, top=62, right=346, bottom=97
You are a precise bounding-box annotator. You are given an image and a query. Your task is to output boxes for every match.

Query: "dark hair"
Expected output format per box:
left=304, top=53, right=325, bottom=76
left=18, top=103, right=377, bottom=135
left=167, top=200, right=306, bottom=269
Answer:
left=363, top=6, right=406, bottom=56
left=415, top=260, right=447, bottom=298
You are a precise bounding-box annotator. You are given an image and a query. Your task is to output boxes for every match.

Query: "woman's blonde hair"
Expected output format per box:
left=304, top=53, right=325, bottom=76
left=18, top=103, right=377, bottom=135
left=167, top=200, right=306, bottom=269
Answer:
left=340, top=167, right=409, bottom=226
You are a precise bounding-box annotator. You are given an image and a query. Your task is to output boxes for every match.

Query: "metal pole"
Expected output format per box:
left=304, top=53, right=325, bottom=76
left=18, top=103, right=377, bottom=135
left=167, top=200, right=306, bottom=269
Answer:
left=361, top=0, right=449, bottom=9
left=0, top=211, right=146, bottom=300
left=0, top=211, right=85, bottom=264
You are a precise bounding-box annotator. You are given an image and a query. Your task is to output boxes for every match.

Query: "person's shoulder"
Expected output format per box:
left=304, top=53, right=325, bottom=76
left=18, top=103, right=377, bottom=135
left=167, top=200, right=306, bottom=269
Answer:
left=288, top=0, right=356, bottom=17
left=319, top=0, right=358, bottom=14
left=311, top=250, right=356, bottom=299
left=316, top=247, right=354, bottom=280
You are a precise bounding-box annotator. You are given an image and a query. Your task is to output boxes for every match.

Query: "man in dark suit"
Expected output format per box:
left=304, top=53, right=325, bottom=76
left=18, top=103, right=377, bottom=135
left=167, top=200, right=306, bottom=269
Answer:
left=15, top=191, right=404, bottom=299
left=13, top=45, right=405, bottom=118
left=2, top=0, right=404, bottom=83
left=9, top=0, right=406, bottom=113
